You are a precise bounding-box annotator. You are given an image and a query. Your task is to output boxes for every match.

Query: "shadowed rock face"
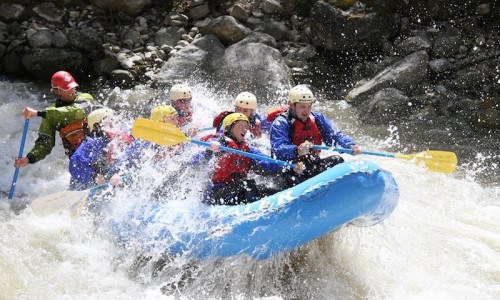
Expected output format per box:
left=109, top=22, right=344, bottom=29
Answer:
left=0, top=0, right=498, bottom=131
left=309, top=1, right=397, bottom=54
left=89, top=0, right=152, bottom=15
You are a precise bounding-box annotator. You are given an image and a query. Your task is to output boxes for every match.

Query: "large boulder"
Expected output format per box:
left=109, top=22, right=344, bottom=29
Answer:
left=346, top=51, right=429, bottom=105
left=155, top=34, right=226, bottom=83
left=215, top=38, right=291, bottom=99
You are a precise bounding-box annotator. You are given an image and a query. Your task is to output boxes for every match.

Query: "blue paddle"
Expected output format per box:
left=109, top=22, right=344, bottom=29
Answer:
left=9, top=118, right=30, bottom=200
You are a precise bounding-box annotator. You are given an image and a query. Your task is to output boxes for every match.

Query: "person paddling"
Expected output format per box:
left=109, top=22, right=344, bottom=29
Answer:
left=212, top=91, right=270, bottom=139
left=270, top=85, right=363, bottom=188
left=69, top=108, right=133, bottom=190
left=203, top=113, right=304, bottom=205
left=13, top=71, right=102, bottom=168
left=115, top=105, right=184, bottom=173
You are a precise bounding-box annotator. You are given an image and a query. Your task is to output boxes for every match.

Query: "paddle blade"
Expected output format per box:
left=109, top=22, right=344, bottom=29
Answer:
left=31, top=189, right=90, bottom=217
left=396, top=151, right=458, bottom=174
left=132, top=118, right=189, bottom=146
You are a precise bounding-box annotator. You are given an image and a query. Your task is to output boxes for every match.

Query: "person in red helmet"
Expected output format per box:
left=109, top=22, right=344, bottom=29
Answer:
left=14, top=71, right=102, bottom=168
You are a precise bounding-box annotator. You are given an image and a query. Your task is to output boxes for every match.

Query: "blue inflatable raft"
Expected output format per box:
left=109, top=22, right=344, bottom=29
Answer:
left=109, top=159, right=399, bottom=260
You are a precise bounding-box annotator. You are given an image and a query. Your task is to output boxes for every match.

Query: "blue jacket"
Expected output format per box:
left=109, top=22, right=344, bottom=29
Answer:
left=109, top=139, right=151, bottom=174
left=69, top=136, right=108, bottom=190
left=270, top=111, right=355, bottom=161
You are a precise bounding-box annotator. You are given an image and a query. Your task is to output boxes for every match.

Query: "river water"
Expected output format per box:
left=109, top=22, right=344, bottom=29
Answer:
left=1, top=79, right=498, bottom=299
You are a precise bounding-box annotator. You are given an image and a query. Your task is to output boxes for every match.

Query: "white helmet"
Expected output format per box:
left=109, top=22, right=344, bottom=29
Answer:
left=169, top=84, right=192, bottom=102
left=87, top=108, right=114, bottom=130
left=288, top=85, right=314, bottom=104
left=234, top=92, right=257, bottom=109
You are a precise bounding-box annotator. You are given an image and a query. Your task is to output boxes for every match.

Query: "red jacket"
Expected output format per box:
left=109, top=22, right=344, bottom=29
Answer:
left=211, top=137, right=252, bottom=183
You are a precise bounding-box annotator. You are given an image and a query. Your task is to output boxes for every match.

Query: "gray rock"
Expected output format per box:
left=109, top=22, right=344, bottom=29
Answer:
left=234, top=32, right=277, bottom=48
left=0, top=4, right=25, bottom=23
left=67, top=28, right=103, bottom=56
left=154, top=26, right=186, bottom=47
left=429, top=58, right=452, bottom=73
left=396, top=36, right=432, bottom=55
left=261, top=0, right=283, bottom=15
left=359, top=88, right=412, bottom=125
left=346, top=51, right=429, bottom=105
left=254, top=20, right=289, bottom=41
left=53, top=31, right=68, bottom=48
left=94, top=56, right=120, bottom=76
left=200, top=16, right=251, bottom=45
left=165, top=13, right=189, bottom=27
left=21, top=48, right=88, bottom=79
left=124, top=29, right=141, bottom=44
left=216, top=41, right=291, bottom=99
left=187, top=2, right=210, bottom=20
left=28, top=30, right=53, bottom=48
left=110, top=69, right=135, bottom=85
left=155, top=34, right=225, bottom=82
left=230, top=4, right=249, bottom=23
left=33, top=3, right=63, bottom=23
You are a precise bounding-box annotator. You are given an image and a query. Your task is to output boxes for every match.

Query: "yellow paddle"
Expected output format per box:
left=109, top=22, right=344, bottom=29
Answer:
left=313, top=145, right=458, bottom=174
left=131, top=118, right=295, bottom=168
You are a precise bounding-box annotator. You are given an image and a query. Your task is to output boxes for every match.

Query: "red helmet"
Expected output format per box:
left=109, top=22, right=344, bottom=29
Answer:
left=51, top=71, right=78, bottom=90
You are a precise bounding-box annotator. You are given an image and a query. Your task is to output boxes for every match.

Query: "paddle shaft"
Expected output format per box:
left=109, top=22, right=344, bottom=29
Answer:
left=191, top=139, right=296, bottom=168
left=9, top=118, right=30, bottom=200
left=313, top=145, right=395, bottom=158
left=199, top=126, right=215, bottom=132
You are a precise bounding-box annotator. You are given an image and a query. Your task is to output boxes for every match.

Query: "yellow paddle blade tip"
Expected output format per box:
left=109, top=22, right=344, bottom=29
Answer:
left=396, top=151, right=458, bottom=174
left=132, top=118, right=190, bottom=146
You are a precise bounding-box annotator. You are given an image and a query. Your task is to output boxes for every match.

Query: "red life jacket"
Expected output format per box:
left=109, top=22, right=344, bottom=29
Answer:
left=290, top=115, right=322, bottom=147
left=211, top=137, right=252, bottom=183
left=266, top=105, right=289, bottom=123
left=280, top=110, right=322, bottom=157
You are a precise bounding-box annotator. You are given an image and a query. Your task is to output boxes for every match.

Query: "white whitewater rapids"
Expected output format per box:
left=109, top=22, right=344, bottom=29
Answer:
left=1, top=80, right=499, bottom=299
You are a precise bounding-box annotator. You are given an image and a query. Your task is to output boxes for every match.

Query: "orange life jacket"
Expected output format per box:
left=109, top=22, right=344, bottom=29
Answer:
left=59, top=120, right=87, bottom=156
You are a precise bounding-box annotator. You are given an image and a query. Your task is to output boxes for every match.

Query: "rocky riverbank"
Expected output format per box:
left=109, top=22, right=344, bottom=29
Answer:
left=1, top=0, right=499, bottom=135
